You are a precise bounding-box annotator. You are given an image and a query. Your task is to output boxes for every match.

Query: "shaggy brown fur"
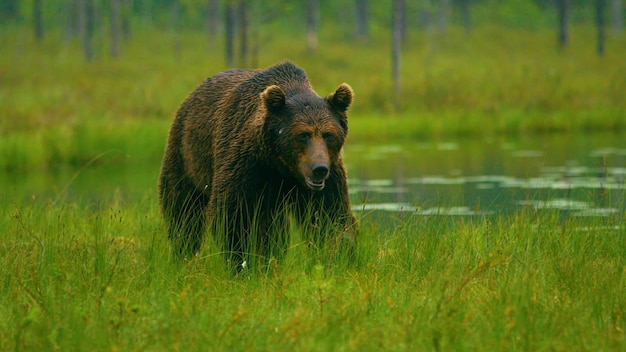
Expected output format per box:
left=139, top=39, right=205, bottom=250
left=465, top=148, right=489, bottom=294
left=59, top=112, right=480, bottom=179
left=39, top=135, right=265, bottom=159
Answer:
left=158, top=62, right=357, bottom=268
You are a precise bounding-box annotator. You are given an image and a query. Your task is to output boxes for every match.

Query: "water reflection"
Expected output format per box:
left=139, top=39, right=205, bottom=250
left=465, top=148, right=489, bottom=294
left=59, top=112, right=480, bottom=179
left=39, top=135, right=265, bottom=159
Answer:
left=352, top=202, right=488, bottom=216
left=2, top=133, right=625, bottom=224
left=348, top=133, right=626, bottom=221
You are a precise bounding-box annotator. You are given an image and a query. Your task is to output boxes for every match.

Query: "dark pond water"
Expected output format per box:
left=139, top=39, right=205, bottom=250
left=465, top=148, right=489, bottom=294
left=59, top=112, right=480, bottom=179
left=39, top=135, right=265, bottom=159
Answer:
left=3, top=133, right=625, bottom=225
left=346, top=133, right=625, bottom=224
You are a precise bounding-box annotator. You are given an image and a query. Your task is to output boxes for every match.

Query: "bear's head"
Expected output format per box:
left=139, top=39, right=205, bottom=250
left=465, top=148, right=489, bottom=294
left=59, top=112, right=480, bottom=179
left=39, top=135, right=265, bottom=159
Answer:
left=261, top=83, right=353, bottom=191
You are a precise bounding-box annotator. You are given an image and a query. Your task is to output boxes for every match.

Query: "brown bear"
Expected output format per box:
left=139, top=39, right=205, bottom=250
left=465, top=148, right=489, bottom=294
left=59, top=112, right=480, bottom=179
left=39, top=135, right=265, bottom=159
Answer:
left=158, top=61, right=357, bottom=269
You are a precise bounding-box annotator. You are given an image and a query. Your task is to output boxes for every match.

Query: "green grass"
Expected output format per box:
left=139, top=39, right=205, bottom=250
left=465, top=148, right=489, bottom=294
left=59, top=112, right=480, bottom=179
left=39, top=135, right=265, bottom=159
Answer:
left=0, top=118, right=167, bottom=172
left=2, top=195, right=625, bottom=350
left=3, top=25, right=626, bottom=128
left=2, top=24, right=626, bottom=170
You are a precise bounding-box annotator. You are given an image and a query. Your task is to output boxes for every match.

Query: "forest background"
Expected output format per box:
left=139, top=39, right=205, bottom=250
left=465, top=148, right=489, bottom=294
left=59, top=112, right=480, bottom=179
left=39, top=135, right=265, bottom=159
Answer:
left=2, top=0, right=625, bottom=151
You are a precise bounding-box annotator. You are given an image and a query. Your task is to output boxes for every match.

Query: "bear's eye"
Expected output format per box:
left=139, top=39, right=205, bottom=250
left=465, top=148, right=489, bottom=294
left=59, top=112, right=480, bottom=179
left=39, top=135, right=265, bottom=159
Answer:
left=296, top=132, right=311, bottom=144
left=323, top=132, right=337, bottom=143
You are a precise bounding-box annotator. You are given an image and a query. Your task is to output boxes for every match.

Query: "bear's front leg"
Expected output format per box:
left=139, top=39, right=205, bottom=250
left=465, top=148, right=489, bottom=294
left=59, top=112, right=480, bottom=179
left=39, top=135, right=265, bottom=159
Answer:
left=219, top=207, right=247, bottom=273
left=221, top=204, right=289, bottom=274
left=160, top=176, right=209, bottom=259
left=295, top=189, right=358, bottom=261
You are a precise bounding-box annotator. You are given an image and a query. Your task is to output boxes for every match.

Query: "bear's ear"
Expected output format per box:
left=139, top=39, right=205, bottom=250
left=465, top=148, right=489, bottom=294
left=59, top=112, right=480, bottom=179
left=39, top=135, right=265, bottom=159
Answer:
left=261, top=85, right=286, bottom=113
left=328, top=83, right=353, bottom=113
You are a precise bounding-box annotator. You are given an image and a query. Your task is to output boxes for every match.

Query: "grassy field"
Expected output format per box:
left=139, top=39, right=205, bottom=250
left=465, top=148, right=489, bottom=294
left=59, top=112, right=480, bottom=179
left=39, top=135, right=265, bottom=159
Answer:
left=1, top=195, right=625, bottom=350
left=2, top=24, right=626, bottom=350
left=2, top=24, right=626, bottom=170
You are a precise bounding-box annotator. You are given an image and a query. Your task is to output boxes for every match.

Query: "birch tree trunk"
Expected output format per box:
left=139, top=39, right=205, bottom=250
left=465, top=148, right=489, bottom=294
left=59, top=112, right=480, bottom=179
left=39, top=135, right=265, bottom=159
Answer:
left=111, top=0, right=122, bottom=57
left=556, top=0, right=569, bottom=49
left=79, top=0, right=95, bottom=61
left=392, top=0, right=402, bottom=96
left=355, top=0, right=369, bottom=41
left=33, top=0, right=44, bottom=42
left=306, top=0, right=318, bottom=52
left=596, top=0, right=606, bottom=56
left=225, top=3, right=236, bottom=66
left=239, top=1, right=248, bottom=66
left=611, top=0, right=623, bottom=33
left=206, top=0, right=219, bottom=49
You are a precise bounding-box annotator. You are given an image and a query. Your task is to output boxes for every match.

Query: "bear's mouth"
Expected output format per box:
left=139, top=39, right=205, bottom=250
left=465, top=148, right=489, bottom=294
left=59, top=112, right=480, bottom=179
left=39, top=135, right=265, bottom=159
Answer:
left=305, top=177, right=326, bottom=191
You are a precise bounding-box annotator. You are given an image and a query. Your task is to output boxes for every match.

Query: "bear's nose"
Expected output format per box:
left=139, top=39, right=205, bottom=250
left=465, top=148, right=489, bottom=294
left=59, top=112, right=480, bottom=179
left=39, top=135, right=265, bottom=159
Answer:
left=312, top=163, right=329, bottom=179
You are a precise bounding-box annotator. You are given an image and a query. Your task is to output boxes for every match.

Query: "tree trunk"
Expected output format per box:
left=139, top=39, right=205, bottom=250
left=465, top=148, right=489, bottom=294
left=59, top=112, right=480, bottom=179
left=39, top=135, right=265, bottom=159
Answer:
left=171, top=0, right=181, bottom=59
left=596, top=0, right=606, bottom=56
left=238, top=1, right=248, bottom=66
left=63, top=0, right=79, bottom=41
left=399, top=0, right=407, bottom=43
left=79, top=0, right=95, bottom=61
left=225, top=3, right=236, bottom=66
left=611, top=0, right=623, bottom=33
left=111, top=0, right=122, bottom=57
left=355, top=0, right=369, bottom=40
left=251, top=23, right=259, bottom=68
left=122, top=0, right=131, bottom=40
left=439, top=0, right=449, bottom=33
left=306, top=0, right=318, bottom=52
left=392, top=0, right=402, bottom=96
left=206, top=0, right=219, bottom=49
left=33, top=0, right=44, bottom=42
left=459, top=0, right=471, bottom=34
left=556, top=0, right=569, bottom=49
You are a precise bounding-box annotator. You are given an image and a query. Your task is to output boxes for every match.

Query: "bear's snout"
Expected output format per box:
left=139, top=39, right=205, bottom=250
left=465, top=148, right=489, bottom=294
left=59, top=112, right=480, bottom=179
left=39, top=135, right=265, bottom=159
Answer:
left=301, top=139, right=331, bottom=191
left=312, top=163, right=329, bottom=180
left=304, top=161, right=329, bottom=191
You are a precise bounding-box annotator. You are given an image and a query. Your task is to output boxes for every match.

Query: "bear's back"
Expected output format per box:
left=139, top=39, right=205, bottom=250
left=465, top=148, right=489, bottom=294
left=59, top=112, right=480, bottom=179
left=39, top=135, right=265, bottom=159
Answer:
left=189, top=63, right=312, bottom=114
left=232, top=62, right=312, bottom=98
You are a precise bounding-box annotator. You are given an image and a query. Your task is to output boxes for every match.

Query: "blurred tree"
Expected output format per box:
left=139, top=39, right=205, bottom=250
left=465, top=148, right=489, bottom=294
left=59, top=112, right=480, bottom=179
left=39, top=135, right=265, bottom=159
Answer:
left=596, top=0, right=606, bottom=56
left=306, top=0, right=318, bottom=52
left=355, top=0, right=369, bottom=41
left=399, top=0, right=406, bottom=43
left=171, top=0, right=182, bottom=58
left=238, top=0, right=248, bottom=66
left=225, top=1, right=236, bottom=65
left=611, top=0, right=623, bottom=32
left=64, top=0, right=80, bottom=41
left=111, top=0, right=122, bottom=57
left=556, top=0, right=569, bottom=49
left=79, top=0, right=95, bottom=61
left=3, top=0, right=620, bottom=63
left=122, top=0, right=131, bottom=39
left=439, top=0, right=450, bottom=32
left=455, top=0, right=472, bottom=34
left=33, top=0, right=44, bottom=42
left=33, top=0, right=43, bottom=41
left=249, top=1, right=259, bottom=67
left=206, top=0, right=219, bottom=48
left=392, top=0, right=402, bottom=96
